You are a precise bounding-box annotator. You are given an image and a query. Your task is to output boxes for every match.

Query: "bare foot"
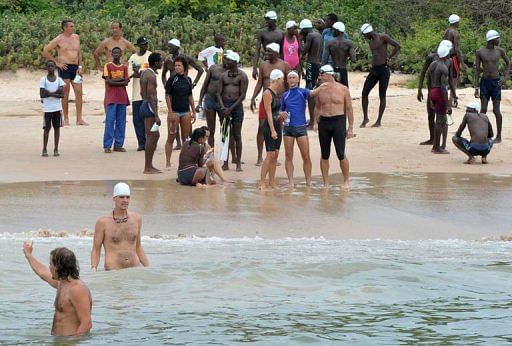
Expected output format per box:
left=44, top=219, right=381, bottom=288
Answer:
left=482, top=157, right=488, bottom=164
left=342, top=181, right=350, bottom=191
left=371, top=122, right=381, bottom=128
left=143, top=167, right=162, bottom=174
left=419, top=139, right=433, bottom=145
left=360, top=119, right=369, bottom=128
left=165, top=163, right=172, bottom=170
left=255, top=158, right=263, bottom=166
left=64, top=119, right=70, bottom=126
left=464, top=157, right=476, bottom=164
left=195, top=183, right=209, bottom=189
left=432, top=148, right=450, bottom=154
left=494, top=137, right=501, bottom=144
left=287, top=181, right=295, bottom=188
left=76, top=119, right=89, bottom=126
left=258, top=181, right=266, bottom=190
left=236, top=165, right=243, bottom=172
left=306, top=180, right=312, bottom=187
left=222, top=163, right=229, bottom=171
left=173, top=145, right=181, bottom=150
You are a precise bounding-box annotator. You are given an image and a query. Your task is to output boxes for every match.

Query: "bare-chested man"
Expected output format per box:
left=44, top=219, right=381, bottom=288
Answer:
left=217, top=51, right=249, bottom=171
left=250, top=43, right=290, bottom=165
left=360, top=23, right=400, bottom=128
left=474, top=30, right=510, bottom=143
left=93, top=21, right=136, bottom=69
left=252, top=11, right=285, bottom=80
left=300, top=19, right=322, bottom=128
left=23, top=242, right=92, bottom=336
left=322, top=21, right=355, bottom=87
left=197, top=59, right=228, bottom=148
left=452, top=101, right=494, bottom=164
left=140, top=53, right=163, bottom=174
left=310, top=65, right=354, bottom=189
left=91, top=182, right=149, bottom=271
left=426, top=44, right=452, bottom=154
left=417, top=40, right=457, bottom=145
left=42, top=19, right=87, bottom=126
left=444, top=14, right=465, bottom=90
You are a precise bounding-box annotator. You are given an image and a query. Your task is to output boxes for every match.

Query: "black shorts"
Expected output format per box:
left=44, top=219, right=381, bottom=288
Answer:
left=140, top=101, right=155, bottom=119
left=306, top=62, right=320, bottom=90
left=222, top=100, right=244, bottom=123
left=479, top=78, right=501, bottom=101
left=318, top=115, right=347, bottom=160
left=177, top=166, right=197, bottom=185
left=58, top=64, right=79, bottom=80
left=263, top=118, right=282, bottom=152
left=43, top=111, right=62, bottom=130
left=334, top=67, right=348, bottom=87
left=362, top=64, right=390, bottom=97
left=283, top=125, right=308, bottom=138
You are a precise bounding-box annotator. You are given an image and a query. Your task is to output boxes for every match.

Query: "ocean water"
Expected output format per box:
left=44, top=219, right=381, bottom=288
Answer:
left=1, top=174, right=512, bottom=344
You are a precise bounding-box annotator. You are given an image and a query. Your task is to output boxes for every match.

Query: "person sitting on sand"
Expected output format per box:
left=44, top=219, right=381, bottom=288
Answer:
left=452, top=101, right=494, bottom=164
left=23, top=242, right=92, bottom=336
left=40, top=61, right=65, bottom=157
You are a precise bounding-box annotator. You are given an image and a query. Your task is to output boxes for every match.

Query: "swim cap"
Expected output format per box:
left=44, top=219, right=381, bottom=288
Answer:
left=448, top=14, right=460, bottom=24
left=437, top=44, right=450, bottom=58
left=319, top=65, right=335, bottom=75
left=266, top=42, right=280, bottom=53
left=287, top=70, right=299, bottom=77
left=265, top=11, right=277, bottom=20
left=332, top=22, right=346, bottom=33
left=466, top=101, right=481, bottom=113
left=225, top=50, right=240, bottom=63
left=438, top=39, right=453, bottom=50
left=286, top=20, right=298, bottom=29
left=299, top=19, right=313, bottom=29
left=113, top=182, right=130, bottom=197
left=270, top=69, right=284, bottom=81
left=168, top=38, right=181, bottom=48
left=361, top=23, right=373, bottom=34
left=486, top=30, right=500, bottom=42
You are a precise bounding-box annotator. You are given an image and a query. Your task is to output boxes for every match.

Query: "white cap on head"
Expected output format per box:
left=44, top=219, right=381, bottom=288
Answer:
left=437, top=44, right=450, bottom=58
left=286, top=20, right=297, bottom=29
left=225, top=50, right=240, bottom=63
left=438, top=39, right=453, bottom=50
left=270, top=69, right=284, bottom=81
left=332, top=22, right=346, bottom=33
left=361, top=23, right=373, bottom=34
left=299, top=19, right=313, bottom=29
left=113, top=182, right=130, bottom=197
left=266, top=42, right=280, bottom=53
left=448, top=14, right=460, bottom=24
left=466, top=101, right=481, bottom=113
left=319, top=65, right=335, bottom=75
left=265, top=11, right=277, bottom=20
left=168, top=38, right=181, bottom=47
left=287, top=70, right=299, bottom=77
left=486, top=30, right=500, bottom=42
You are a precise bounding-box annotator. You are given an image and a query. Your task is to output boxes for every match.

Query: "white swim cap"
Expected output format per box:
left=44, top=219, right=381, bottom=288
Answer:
left=266, top=42, right=280, bottom=53
left=437, top=44, right=450, bottom=58
left=225, top=50, right=240, bottom=63
left=113, top=182, right=130, bottom=197
left=265, top=11, right=277, bottom=20
left=486, top=30, right=500, bottom=42
left=332, top=22, right=346, bottom=33
left=319, top=65, right=335, bottom=75
left=448, top=14, right=460, bottom=24
left=438, top=39, right=453, bottom=50
left=361, top=23, right=373, bottom=34
left=270, top=69, right=284, bottom=81
left=286, top=20, right=298, bottom=29
left=299, top=19, right=313, bottom=29
left=466, top=101, right=481, bottom=113
left=287, top=70, right=299, bottom=77
left=168, top=38, right=181, bottom=48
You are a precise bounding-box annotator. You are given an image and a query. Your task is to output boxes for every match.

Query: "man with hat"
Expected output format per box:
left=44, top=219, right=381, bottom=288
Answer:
left=452, top=101, right=494, bottom=164
left=91, top=182, right=149, bottom=271
left=93, top=21, right=136, bottom=70
left=252, top=11, right=284, bottom=80
left=360, top=23, right=400, bottom=128
left=128, top=36, right=152, bottom=151
left=443, top=14, right=465, bottom=92
left=321, top=21, right=355, bottom=87
left=474, top=30, right=510, bottom=143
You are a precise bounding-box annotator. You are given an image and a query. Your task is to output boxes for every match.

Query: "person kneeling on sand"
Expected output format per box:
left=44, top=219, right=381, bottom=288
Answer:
left=177, top=127, right=230, bottom=187
left=452, top=101, right=494, bottom=164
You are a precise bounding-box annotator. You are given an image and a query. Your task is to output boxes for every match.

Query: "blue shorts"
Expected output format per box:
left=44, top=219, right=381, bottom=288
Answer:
left=177, top=111, right=189, bottom=117
left=480, top=78, right=501, bottom=101
left=454, top=136, right=493, bottom=156
left=140, top=101, right=155, bottom=119
left=203, top=94, right=220, bottom=112
left=58, top=64, right=79, bottom=80
left=222, top=101, right=244, bottom=123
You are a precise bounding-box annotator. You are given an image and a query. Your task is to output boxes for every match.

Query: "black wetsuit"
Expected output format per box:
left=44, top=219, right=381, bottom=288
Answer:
left=318, top=115, right=347, bottom=160
left=262, top=88, right=282, bottom=152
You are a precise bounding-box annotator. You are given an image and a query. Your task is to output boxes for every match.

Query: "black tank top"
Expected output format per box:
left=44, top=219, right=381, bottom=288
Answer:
left=265, top=88, right=281, bottom=120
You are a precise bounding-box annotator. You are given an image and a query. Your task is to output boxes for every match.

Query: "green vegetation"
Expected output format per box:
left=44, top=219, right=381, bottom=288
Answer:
left=1, top=0, right=511, bottom=86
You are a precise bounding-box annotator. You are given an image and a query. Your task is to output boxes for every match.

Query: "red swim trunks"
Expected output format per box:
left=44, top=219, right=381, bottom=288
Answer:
left=429, top=87, right=447, bottom=114
left=258, top=100, right=266, bottom=120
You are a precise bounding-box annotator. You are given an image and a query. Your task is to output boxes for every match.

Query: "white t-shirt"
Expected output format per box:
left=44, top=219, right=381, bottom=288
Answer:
left=128, top=50, right=152, bottom=102
left=197, top=46, right=223, bottom=68
left=39, top=76, right=65, bottom=113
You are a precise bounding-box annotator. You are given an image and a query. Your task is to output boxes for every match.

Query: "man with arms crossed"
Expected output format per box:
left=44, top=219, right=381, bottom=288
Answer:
left=252, top=11, right=284, bottom=80
left=42, top=19, right=87, bottom=126
left=310, top=65, right=355, bottom=189
left=321, top=21, right=356, bottom=87
left=23, top=242, right=92, bottom=336
left=474, top=30, right=510, bottom=143
left=92, top=182, right=149, bottom=271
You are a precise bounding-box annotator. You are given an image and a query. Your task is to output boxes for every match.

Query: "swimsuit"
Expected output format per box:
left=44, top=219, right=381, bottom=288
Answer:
left=318, top=115, right=347, bottom=160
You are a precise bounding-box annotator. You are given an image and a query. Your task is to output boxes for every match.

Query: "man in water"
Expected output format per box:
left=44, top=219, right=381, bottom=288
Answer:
left=91, top=182, right=149, bottom=271
left=443, top=14, right=465, bottom=90
left=310, top=65, right=355, bottom=189
left=217, top=51, right=249, bottom=171
left=140, top=53, right=163, bottom=174
left=417, top=40, right=457, bottom=145
left=23, top=242, right=92, bottom=336
left=42, top=19, right=87, bottom=126
left=321, top=21, right=355, bottom=87
left=250, top=43, right=290, bottom=166
left=93, top=21, right=136, bottom=69
left=252, top=11, right=284, bottom=80
left=474, top=30, right=510, bottom=143
left=452, top=101, right=494, bottom=164
left=360, top=23, right=400, bottom=128
left=300, top=19, right=322, bottom=128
